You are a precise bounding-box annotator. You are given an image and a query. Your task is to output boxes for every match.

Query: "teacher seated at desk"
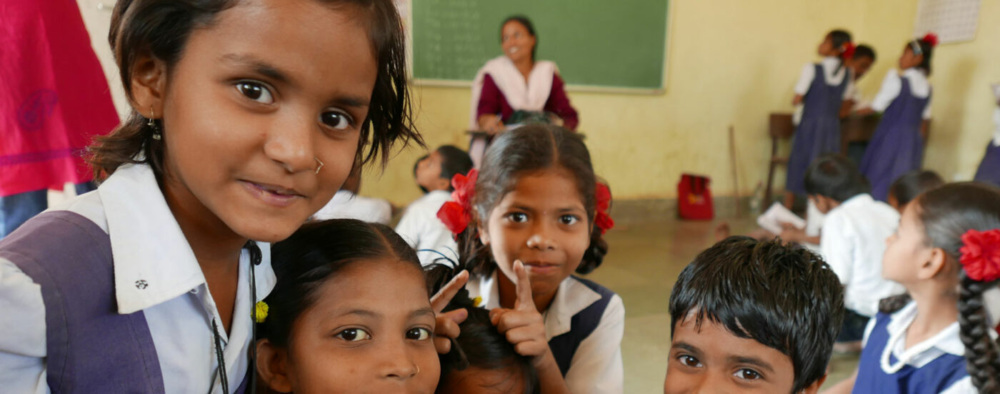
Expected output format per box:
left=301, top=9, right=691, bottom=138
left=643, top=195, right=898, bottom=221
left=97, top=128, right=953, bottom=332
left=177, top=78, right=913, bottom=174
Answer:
left=470, top=15, right=579, bottom=133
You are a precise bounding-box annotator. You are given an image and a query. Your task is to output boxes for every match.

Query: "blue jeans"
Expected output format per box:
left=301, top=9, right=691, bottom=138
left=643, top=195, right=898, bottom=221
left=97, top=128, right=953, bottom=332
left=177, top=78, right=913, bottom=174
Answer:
left=0, top=182, right=95, bottom=238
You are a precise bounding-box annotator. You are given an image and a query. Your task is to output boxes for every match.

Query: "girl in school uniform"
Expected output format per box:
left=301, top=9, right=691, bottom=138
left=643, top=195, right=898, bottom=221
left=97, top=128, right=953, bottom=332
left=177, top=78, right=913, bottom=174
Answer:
left=972, top=92, right=1000, bottom=187
left=786, top=30, right=856, bottom=206
left=436, top=124, right=623, bottom=394
left=0, top=0, right=418, bottom=392
left=825, top=183, right=1000, bottom=393
left=860, top=34, right=938, bottom=202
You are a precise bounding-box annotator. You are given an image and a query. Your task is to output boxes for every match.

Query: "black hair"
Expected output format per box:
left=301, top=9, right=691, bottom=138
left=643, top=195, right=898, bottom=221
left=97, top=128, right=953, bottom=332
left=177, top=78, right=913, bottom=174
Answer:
left=804, top=154, right=871, bottom=202
left=500, top=15, right=537, bottom=62
left=669, top=237, right=845, bottom=393
left=414, top=153, right=429, bottom=194
left=456, top=124, right=608, bottom=278
left=90, top=0, right=421, bottom=179
left=853, top=44, right=876, bottom=62
left=436, top=145, right=474, bottom=192
left=427, top=264, right=538, bottom=394
left=888, top=170, right=944, bottom=208
left=259, top=219, right=426, bottom=347
left=827, top=29, right=853, bottom=73
left=906, top=37, right=935, bottom=76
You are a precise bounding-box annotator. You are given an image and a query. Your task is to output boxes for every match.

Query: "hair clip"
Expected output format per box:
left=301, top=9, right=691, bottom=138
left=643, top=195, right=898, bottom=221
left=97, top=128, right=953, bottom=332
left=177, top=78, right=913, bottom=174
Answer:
left=959, top=229, right=1000, bottom=282
left=437, top=169, right=479, bottom=236
left=254, top=301, right=269, bottom=323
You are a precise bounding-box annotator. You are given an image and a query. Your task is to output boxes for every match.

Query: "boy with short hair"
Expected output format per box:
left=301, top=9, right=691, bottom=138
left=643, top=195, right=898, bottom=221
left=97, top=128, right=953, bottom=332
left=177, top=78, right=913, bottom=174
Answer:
left=805, top=154, right=904, bottom=350
left=664, top=236, right=845, bottom=394
left=396, top=145, right=473, bottom=266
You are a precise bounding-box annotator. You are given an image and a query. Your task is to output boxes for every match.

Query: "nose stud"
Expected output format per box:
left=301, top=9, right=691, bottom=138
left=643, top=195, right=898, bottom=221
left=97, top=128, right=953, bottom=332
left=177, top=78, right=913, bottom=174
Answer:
left=314, top=157, right=324, bottom=174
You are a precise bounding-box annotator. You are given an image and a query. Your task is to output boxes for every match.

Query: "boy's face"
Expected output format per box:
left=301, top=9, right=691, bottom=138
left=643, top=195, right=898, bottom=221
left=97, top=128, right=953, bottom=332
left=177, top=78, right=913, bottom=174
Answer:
left=415, top=151, right=449, bottom=191
left=848, top=56, right=874, bottom=80
left=664, top=315, right=823, bottom=394
left=808, top=195, right=836, bottom=214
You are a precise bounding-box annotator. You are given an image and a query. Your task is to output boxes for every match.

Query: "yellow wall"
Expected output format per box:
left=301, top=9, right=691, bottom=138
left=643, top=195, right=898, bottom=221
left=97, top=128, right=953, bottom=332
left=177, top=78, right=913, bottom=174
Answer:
left=365, top=0, right=998, bottom=206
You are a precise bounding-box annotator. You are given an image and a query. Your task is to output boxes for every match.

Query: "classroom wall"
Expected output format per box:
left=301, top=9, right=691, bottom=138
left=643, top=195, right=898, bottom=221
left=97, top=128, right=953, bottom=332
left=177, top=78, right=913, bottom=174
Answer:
left=364, top=0, right=997, bottom=207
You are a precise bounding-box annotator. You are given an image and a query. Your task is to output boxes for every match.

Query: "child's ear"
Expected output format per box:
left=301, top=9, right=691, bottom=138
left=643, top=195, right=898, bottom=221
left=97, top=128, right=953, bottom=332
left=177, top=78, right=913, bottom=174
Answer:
left=435, top=178, right=451, bottom=191
left=256, top=339, right=293, bottom=393
left=129, top=54, right=167, bottom=120
left=918, top=247, right=949, bottom=279
left=477, top=224, right=490, bottom=245
left=801, top=374, right=828, bottom=394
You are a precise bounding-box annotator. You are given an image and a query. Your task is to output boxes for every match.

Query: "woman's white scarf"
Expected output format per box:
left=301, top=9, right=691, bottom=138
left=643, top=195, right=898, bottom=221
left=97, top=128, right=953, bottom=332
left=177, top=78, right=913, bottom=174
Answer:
left=468, top=56, right=557, bottom=129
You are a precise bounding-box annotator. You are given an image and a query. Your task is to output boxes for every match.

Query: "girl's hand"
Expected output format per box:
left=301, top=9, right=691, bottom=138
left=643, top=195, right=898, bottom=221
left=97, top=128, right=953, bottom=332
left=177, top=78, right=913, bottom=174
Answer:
left=477, top=114, right=504, bottom=134
left=430, top=270, right=469, bottom=354
left=490, top=260, right=549, bottom=360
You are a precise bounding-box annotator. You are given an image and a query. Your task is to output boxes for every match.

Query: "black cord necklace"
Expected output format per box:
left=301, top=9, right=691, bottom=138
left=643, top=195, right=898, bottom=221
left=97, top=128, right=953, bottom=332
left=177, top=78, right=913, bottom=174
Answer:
left=210, top=241, right=262, bottom=394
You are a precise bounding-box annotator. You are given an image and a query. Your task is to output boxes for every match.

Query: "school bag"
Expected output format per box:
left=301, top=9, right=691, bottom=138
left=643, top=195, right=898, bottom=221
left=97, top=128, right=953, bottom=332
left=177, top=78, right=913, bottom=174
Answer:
left=678, top=174, right=714, bottom=220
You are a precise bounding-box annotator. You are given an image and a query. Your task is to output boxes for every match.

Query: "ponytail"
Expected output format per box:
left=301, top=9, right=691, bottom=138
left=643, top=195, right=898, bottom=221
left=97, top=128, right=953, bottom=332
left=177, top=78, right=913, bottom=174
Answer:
left=908, top=33, right=938, bottom=76
left=958, top=275, right=1000, bottom=392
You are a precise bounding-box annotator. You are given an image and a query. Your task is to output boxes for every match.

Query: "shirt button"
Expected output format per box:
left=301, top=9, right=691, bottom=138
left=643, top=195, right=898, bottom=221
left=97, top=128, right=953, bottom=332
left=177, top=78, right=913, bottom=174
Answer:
left=135, top=280, right=148, bottom=290
left=190, top=288, right=199, bottom=294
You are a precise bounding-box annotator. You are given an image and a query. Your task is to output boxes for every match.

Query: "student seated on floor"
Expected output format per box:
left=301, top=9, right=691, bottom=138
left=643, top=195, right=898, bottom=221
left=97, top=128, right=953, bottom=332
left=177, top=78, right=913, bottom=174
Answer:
left=886, top=169, right=944, bottom=213
left=396, top=145, right=473, bottom=266
left=664, top=236, right=845, bottom=394
left=806, top=154, right=904, bottom=352
left=312, top=165, right=392, bottom=225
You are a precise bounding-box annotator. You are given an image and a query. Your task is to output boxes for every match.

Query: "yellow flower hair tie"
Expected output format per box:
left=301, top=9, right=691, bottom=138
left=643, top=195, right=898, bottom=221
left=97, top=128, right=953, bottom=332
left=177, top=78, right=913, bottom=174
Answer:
left=254, top=301, right=269, bottom=323
left=472, top=296, right=482, bottom=307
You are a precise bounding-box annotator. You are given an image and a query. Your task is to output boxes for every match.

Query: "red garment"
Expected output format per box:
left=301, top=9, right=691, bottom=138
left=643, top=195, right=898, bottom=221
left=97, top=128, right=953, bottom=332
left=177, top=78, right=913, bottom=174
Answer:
left=0, top=0, right=119, bottom=196
left=477, top=73, right=579, bottom=131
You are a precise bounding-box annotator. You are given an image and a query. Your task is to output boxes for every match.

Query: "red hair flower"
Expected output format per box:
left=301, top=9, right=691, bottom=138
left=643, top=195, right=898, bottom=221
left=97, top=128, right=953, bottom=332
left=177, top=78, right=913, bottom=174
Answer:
left=437, top=169, right=479, bottom=236
left=594, top=182, right=615, bottom=235
left=959, top=229, right=1000, bottom=282
left=841, top=42, right=856, bottom=60
left=922, top=33, right=939, bottom=47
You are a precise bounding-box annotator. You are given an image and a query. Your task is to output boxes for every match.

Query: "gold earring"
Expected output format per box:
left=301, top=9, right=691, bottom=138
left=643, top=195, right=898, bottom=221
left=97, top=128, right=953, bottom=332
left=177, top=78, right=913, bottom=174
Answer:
left=148, top=106, right=161, bottom=141
left=314, top=157, right=324, bottom=174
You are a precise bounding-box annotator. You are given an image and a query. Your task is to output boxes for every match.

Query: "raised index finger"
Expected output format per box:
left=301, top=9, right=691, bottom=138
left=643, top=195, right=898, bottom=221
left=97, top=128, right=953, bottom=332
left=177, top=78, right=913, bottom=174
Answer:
left=431, top=270, right=469, bottom=313
left=513, top=260, right=536, bottom=311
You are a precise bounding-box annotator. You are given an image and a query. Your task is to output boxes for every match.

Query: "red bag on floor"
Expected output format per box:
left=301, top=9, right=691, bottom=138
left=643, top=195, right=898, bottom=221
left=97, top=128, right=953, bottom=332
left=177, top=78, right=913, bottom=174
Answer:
left=678, top=174, right=714, bottom=220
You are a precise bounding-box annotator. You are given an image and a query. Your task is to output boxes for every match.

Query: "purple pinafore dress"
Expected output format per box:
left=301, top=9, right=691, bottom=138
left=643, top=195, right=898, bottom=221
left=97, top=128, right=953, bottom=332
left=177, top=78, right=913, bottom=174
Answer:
left=786, top=64, right=849, bottom=195
left=974, top=142, right=1000, bottom=187
left=860, top=77, right=931, bottom=201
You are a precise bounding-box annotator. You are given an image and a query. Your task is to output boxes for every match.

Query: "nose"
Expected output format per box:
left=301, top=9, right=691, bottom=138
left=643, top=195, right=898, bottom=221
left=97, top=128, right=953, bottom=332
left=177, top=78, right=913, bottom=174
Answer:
left=379, top=339, right=419, bottom=381
left=525, top=221, right=557, bottom=250
left=263, top=108, right=316, bottom=174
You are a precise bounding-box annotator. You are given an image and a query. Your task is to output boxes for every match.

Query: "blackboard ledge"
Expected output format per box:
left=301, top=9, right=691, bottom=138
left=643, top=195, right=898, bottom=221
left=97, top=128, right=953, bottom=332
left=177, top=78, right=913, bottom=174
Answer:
left=412, top=78, right=665, bottom=96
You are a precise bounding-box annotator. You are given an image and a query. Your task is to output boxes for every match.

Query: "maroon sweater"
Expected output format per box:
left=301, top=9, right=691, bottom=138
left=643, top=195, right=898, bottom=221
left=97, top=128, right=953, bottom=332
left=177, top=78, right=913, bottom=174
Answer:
left=476, top=73, right=579, bottom=130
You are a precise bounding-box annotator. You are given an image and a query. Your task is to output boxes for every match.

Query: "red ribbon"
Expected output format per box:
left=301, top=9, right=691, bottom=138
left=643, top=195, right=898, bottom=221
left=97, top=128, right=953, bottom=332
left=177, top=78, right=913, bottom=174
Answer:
left=841, top=42, right=856, bottom=60
left=595, top=182, right=615, bottom=235
left=922, top=33, right=939, bottom=47
left=959, top=229, right=1000, bottom=282
left=437, top=169, right=479, bottom=236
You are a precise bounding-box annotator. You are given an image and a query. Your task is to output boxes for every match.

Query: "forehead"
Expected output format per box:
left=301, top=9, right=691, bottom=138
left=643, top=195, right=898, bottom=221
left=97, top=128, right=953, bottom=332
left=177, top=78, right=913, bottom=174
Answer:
left=441, top=367, right=524, bottom=393
left=497, top=169, right=585, bottom=209
left=502, top=21, right=529, bottom=35
left=309, top=258, right=429, bottom=316
left=186, top=0, right=377, bottom=96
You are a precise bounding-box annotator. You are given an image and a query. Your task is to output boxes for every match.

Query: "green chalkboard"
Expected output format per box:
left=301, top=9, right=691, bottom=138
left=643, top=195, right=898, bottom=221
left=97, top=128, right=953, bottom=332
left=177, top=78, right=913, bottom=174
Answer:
left=411, top=0, right=669, bottom=91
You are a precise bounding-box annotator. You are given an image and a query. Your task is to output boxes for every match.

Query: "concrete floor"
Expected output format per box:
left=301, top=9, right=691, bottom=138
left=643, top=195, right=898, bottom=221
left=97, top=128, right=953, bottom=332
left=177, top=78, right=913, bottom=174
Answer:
left=586, top=216, right=860, bottom=393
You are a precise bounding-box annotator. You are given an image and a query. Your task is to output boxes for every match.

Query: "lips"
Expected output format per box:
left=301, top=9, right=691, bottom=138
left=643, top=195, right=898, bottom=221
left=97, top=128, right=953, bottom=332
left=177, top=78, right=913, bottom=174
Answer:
left=240, top=180, right=304, bottom=207
left=522, top=261, right=560, bottom=275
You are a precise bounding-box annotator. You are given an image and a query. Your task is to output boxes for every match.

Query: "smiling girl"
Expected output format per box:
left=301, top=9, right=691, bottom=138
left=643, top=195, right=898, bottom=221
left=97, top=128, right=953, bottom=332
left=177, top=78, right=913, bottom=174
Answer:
left=0, top=0, right=417, bottom=392
left=438, top=124, right=622, bottom=393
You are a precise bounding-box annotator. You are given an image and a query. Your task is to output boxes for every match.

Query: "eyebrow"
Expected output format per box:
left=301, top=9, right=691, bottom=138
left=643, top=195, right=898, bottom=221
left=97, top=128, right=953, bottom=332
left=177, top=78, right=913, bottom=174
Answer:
left=670, top=342, right=702, bottom=356
left=338, top=309, right=381, bottom=318
left=410, top=308, right=435, bottom=320
left=221, top=53, right=290, bottom=85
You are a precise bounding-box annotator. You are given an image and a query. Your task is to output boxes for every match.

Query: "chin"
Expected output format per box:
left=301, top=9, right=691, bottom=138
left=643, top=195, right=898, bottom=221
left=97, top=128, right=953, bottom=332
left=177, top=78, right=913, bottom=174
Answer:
left=230, top=217, right=307, bottom=244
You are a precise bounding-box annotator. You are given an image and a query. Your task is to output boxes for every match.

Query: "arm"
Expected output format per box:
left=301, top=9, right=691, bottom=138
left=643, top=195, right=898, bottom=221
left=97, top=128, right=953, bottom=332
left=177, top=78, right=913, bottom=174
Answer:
left=819, top=214, right=853, bottom=286
left=563, top=295, right=625, bottom=394
left=476, top=74, right=505, bottom=133
left=792, top=64, right=814, bottom=106
left=0, top=261, right=49, bottom=394
left=544, top=74, right=579, bottom=130
left=868, top=71, right=901, bottom=113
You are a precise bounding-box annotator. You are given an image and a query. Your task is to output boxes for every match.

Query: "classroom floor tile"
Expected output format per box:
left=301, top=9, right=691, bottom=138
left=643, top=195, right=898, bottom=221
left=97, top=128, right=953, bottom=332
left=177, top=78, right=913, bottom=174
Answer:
left=586, top=215, right=859, bottom=393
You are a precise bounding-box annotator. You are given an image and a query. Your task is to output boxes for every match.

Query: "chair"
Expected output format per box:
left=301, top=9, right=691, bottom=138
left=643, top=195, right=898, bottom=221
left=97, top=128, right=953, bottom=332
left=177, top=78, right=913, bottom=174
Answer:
left=764, top=113, right=795, bottom=208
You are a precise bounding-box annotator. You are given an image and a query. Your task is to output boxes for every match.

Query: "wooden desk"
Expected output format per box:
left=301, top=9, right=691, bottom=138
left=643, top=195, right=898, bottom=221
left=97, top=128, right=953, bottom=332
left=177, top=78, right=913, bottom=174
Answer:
left=840, top=114, right=880, bottom=154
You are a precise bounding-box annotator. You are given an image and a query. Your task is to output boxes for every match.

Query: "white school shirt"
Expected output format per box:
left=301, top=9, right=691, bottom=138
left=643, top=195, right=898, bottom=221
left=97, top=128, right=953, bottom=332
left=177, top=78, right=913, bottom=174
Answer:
left=820, top=194, right=905, bottom=317
left=871, top=68, right=933, bottom=119
left=394, top=190, right=458, bottom=266
left=0, top=163, right=277, bottom=394
left=467, top=272, right=625, bottom=394
left=992, top=108, right=1000, bottom=146
left=861, top=302, right=977, bottom=394
left=312, top=190, right=392, bottom=225
left=793, top=56, right=855, bottom=99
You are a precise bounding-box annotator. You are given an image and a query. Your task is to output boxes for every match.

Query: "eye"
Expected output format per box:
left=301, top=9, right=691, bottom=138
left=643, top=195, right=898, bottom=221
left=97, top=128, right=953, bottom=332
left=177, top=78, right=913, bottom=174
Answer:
left=335, top=328, right=372, bottom=342
left=235, top=81, right=274, bottom=104
left=406, top=327, right=432, bottom=341
left=734, top=368, right=762, bottom=381
left=677, top=355, right=701, bottom=368
left=320, top=111, right=353, bottom=130
left=506, top=212, right=528, bottom=223
left=559, top=214, right=580, bottom=226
